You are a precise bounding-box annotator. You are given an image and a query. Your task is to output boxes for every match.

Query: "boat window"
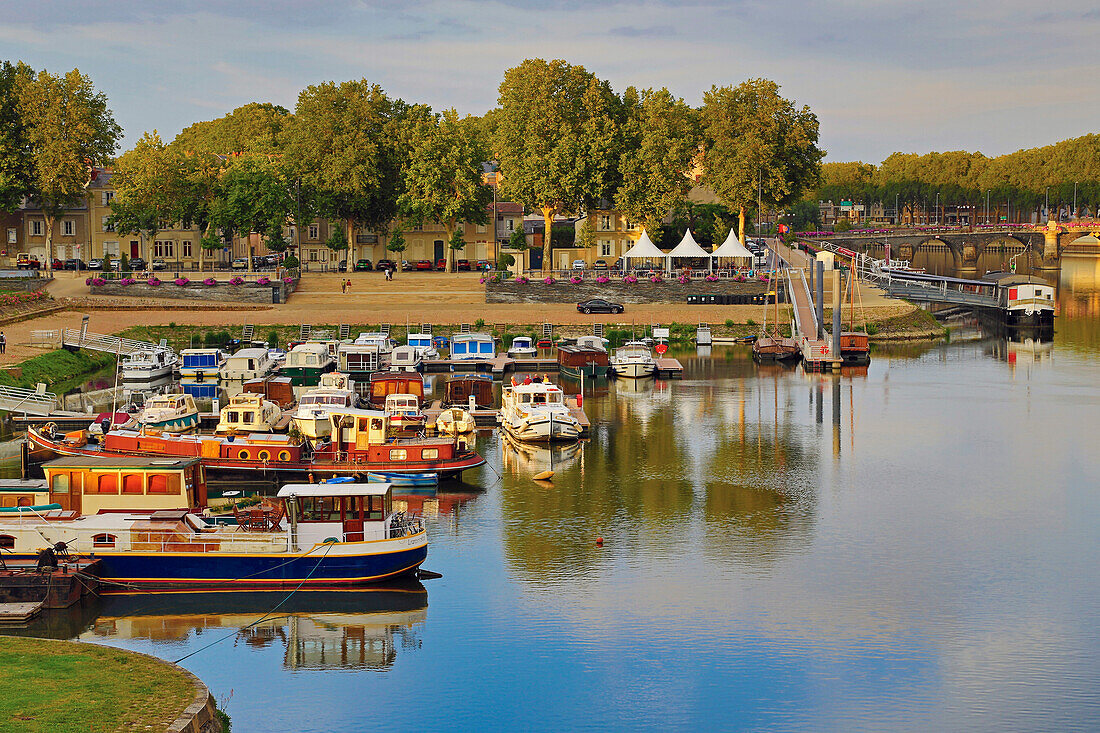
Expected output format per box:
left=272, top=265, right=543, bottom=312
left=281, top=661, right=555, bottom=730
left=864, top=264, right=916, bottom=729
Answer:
left=50, top=474, right=69, bottom=494
left=422, top=448, right=438, bottom=460
left=247, top=359, right=255, bottom=370
left=242, top=412, right=254, bottom=422
left=366, top=495, right=385, bottom=521
left=92, top=533, right=116, bottom=548
left=0, top=535, right=14, bottom=549
left=298, top=497, right=342, bottom=522
left=226, top=411, right=239, bottom=423
left=122, top=474, right=144, bottom=494
left=371, top=418, right=384, bottom=430
left=148, top=474, right=178, bottom=494
left=389, top=449, right=407, bottom=460
left=94, top=474, right=119, bottom=494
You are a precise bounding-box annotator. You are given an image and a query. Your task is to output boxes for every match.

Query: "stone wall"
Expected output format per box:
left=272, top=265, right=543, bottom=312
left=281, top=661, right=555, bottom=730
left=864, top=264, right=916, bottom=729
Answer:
left=486, top=278, right=775, bottom=304
left=90, top=280, right=295, bottom=304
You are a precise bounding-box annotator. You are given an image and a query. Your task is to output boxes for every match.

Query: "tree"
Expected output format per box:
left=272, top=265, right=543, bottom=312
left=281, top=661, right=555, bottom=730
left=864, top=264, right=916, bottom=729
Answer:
left=172, top=102, right=290, bottom=154
left=398, top=109, right=491, bottom=272
left=109, top=131, right=186, bottom=266
left=575, top=218, right=595, bottom=250
left=447, top=229, right=466, bottom=270
left=324, top=226, right=348, bottom=261
left=16, top=67, right=121, bottom=270
left=493, top=59, right=622, bottom=271
left=0, top=61, right=35, bottom=214
left=387, top=228, right=406, bottom=255
left=701, top=79, right=823, bottom=244
left=285, top=80, right=402, bottom=264
left=614, top=87, right=701, bottom=228
left=508, top=225, right=528, bottom=251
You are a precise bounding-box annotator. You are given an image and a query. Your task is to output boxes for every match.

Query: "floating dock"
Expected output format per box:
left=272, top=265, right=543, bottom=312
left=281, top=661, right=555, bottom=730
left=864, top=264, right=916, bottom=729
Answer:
left=654, top=358, right=684, bottom=378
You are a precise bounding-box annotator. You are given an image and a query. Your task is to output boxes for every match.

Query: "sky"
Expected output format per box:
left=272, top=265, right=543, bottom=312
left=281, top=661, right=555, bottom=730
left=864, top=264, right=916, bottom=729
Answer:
left=2, top=0, right=1098, bottom=163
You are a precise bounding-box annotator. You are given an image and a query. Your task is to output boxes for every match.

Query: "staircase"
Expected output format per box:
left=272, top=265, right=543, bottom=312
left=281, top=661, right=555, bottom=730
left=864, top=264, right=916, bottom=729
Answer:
left=299, top=324, right=311, bottom=341
left=338, top=324, right=351, bottom=341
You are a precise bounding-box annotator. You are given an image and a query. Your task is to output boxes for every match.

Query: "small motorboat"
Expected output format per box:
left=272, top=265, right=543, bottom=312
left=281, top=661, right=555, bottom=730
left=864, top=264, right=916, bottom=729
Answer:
left=508, top=336, right=537, bottom=358
left=215, top=392, right=283, bottom=434
left=435, top=407, right=475, bottom=435
left=133, top=393, right=200, bottom=433
left=384, top=393, right=426, bottom=433
left=121, top=347, right=178, bottom=381
left=500, top=377, right=582, bottom=442
left=367, top=471, right=438, bottom=488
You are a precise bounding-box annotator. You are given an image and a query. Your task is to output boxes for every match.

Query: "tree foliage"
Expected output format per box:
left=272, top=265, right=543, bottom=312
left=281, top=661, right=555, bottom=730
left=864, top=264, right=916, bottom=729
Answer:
left=172, top=102, right=290, bottom=154
left=0, top=61, right=35, bottom=213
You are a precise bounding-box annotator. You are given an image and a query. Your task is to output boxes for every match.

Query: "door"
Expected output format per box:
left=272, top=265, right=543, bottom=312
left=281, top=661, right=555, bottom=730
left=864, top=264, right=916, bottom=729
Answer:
left=50, top=472, right=80, bottom=513
left=434, top=240, right=444, bottom=263
left=528, top=246, right=542, bottom=270
left=130, top=240, right=140, bottom=258
left=342, top=497, right=364, bottom=542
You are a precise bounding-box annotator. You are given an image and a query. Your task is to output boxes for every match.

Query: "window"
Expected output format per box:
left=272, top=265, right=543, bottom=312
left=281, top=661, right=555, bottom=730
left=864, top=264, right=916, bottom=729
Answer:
left=308, top=224, right=319, bottom=240
left=182, top=240, right=192, bottom=258
left=102, top=191, right=115, bottom=206
left=92, top=474, right=118, bottom=494
left=241, top=411, right=254, bottom=422
left=102, top=215, right=114, bottom=232
left=422, top=448, right=438, bottom=460
left=389, top=449, right=407, bottom=460
left=309, top=249, right=319, bottom=262
left=31, top=220, right=42, bottom=236
left=412, top=224, right=423, bottom=232
left=476, top=224, right=486, bottom=233
left=147, top=474, right=173, bottom=494
left=600, top=241, right=612, bottom=256
left=104, top=241, right=119, bottom=256
left=51, top=474, right=69, bottom=494
left=63, top=220, right=74, bottom=236
left=6, top=228, right=14, bottom=244
left=154, top=240, right=175, bottom=258
left=599, top=215, right=611, bottom=231
left=122, top=474, right=144, bottom=494
left=92, top=533, right=117, bottom=548
left=0, top=535, right=14, bottom=550
left=506, top=218, right=514, bottom=232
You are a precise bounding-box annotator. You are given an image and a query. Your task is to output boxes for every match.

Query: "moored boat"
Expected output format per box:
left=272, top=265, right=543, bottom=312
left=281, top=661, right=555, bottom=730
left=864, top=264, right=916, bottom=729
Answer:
left=610, top=341, right=656, bottom=378
left=442, top=375, right=493, bottom=408
left=122, top=347, right=178, bottom=381
left=178, top=348, right=226, bottom=381
left=558, top=342, right=610, bottom=378
left=221, top=347, right=277, bottom=382
left=450, top=333, right=494, bottom=360
left=280, top=343, right=336, bottom=386
left=291, top=373, right=360, bottom=441
left=384, top=393, right=426, bottom=433
left=133, top=393, right=200, bottom=433
left=507, top=336, right=537, bottom=357
left=368, top=372, right=425, bottom=408
left=367, top=471, right=438, bottom=488
left=434, top=407, right=474, bottom=435
left=499, top=378, right=582, bottom=442
left=215, top=392, right=283, bottom=434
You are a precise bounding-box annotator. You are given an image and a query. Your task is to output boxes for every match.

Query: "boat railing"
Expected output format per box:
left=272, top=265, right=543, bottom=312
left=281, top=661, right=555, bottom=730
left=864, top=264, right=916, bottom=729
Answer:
left=388, top=512, right=423, bottom=539
left=8, top=517, right=293, bottom=554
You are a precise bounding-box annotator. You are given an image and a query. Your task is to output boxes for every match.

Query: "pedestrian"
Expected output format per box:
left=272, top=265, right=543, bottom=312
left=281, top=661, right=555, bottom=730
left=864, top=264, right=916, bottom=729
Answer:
left=0, top=331, right=6, bottom=355
left=345, top=279, right=352, bottom=294
left=341, top=279, right=347, bottom=294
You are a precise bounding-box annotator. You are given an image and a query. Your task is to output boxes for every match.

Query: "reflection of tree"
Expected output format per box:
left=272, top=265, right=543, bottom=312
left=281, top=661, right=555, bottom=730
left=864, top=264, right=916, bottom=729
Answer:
left=499, top=368, right=818, bottom=584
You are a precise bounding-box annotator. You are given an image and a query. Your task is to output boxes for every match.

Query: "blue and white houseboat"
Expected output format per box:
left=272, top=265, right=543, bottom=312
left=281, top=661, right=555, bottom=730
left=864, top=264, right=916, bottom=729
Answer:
left=178, top=348, right=227, bottom=381
left=450, top=333, right=495, bottom=360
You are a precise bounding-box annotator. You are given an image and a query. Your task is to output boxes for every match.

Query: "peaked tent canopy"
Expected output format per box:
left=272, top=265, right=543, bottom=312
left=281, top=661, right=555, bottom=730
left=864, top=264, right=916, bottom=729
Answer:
left=621, top=229, right=667, bottom=268
left=666, top=228, right=712, bottom=271
left=711, top=228, right=755, bottom=259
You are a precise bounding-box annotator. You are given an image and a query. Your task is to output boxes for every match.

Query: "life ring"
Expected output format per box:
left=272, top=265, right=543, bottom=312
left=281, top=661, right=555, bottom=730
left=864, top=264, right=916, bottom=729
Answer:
left=237, top=449, right=250, bottom=460
left=43, top=422, right=58, bottom=436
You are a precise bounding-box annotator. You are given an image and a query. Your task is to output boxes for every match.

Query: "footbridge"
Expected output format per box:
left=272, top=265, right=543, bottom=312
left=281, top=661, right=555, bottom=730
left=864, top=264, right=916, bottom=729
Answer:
left=60, top=329, right=159, bottom=356
left=0, top=384, right=59, bottom=416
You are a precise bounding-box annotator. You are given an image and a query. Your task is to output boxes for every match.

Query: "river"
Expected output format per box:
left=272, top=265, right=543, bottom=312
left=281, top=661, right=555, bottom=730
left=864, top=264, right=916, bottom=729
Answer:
left=5, top=257, right=1100, bottom=731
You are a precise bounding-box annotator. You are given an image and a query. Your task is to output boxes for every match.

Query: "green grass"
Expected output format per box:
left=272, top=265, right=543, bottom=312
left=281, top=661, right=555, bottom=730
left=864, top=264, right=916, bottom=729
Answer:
left=0, top=349, right=115, bottom=390
left=0, top=637, right=198, bottom=733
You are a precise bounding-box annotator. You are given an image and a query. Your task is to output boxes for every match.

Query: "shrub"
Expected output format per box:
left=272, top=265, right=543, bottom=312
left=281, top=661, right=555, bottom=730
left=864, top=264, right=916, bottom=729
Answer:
left=489, top=275, right=501, bottom=283
left=229, top=276, right=245, bottom=285
left=282, top=254, right=299, bottom=269
left=146, top=277, right=161, bottom=286
left=474, top=318, right=486, bottom=329
left=203, top=277, right=217, bottom=286
left=84, top=277, right=92, bottom=285
left=283, top=276, right=294, bottom=284
left=119, top=277, right=136, bottom=286
left=725, top=318, right=735, bottom=328
left=267, top=329, right=279, bottom=347
left=866, top=323, right=879, bottom=335
left=257, top=276, right=271, bottom=285
left=89, top=277, right=106, bottom=287
left=746, top=318, right=757, bottom=327
left=174, top=277, right=190, bottom=286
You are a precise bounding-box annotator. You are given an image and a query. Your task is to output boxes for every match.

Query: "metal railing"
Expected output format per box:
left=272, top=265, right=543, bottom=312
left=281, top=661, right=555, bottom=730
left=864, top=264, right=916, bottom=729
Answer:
left=0, top=384, right=59, bottom=416
left=61, top=329, right=159, bottom=356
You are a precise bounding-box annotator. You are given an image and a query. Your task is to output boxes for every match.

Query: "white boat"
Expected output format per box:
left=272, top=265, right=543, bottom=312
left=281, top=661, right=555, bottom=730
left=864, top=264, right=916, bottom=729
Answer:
left=695, top=324, right=712, bottom=345
left=121, top=347, right=178, bottom=381
left=133, top=393, right=200, bottom=433
left=500, top=378, right=582, bottom=442
left=451, top=333, right=494, bottom=360
left=215, top=392, right=283, bottom=435
left=220, top=347, right=277, bottom=381
left=507, top=336, right=537, bottom=357
left=574, top=335, right=608, bottom=351
left=406, top=333, right=439, bottom=360
left=290, top=373, right=360, bottom=441
left=338, top=343, right=383, bottom=375
left=354, top=332, right=396, bottom=356
left=384, top=393, right=426, bottom=433
left=389, top=345, right=423, bottom=372
left=178, top=348, right=226, bottom=381
left=435, top=406, right=474, bottom=435
left=610, top=341, right=657, bottom=378
left=280, top=343, right=336, bottom=385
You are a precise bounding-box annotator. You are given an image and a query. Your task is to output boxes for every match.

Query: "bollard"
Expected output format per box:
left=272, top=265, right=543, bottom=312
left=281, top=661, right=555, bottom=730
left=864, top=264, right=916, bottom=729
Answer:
left=832, top=269, right=842, bottom=371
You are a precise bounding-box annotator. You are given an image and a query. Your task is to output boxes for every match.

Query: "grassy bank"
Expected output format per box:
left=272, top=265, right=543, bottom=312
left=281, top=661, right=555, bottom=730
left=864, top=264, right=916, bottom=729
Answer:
left=0, top=637, right=202, bottom=733
left=0, top=349, right=115, bottom=390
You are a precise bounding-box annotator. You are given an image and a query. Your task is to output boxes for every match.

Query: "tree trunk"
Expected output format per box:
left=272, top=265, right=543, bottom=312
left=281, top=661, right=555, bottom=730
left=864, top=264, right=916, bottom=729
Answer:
left=541, top=205, right=555, bottom=274
left=738, top=205, right=746, bottom=245
left=444, top=220, right=454, bottom=273
left=346, top=219, right=355, bottom=265
left=44, top=215, right=55, bottom=272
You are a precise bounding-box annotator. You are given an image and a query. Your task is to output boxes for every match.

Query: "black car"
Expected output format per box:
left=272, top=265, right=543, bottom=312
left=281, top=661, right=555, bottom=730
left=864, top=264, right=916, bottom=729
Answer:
left=63, top=258, right=86, bottom=270
left=354, top=259, right=372, bottom=271
left=128, top=257, right=147, bottom=271
left=337, top=259, right=348, bottom=272
left=577, top=298, right=624, bottom=314
left=376, top=259, right=395, bottom=271
left=455, top=259, right=471, bottom=271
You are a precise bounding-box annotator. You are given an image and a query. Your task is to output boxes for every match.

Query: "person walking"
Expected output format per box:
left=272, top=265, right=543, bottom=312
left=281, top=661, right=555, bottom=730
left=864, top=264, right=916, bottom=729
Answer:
left=0, top=331, right=6, bottom=355
left=341, top=279, right=347, bottom=294
left=345, top=279, right=352, bottom=294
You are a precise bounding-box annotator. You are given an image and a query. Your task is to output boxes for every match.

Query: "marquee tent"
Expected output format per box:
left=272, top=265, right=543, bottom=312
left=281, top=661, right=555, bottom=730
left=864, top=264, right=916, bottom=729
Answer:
left=665, top=228, right=712, bottom=271
left=710, top=228, right=755, bottom=261
left=620, top=229, right=666, bottom=270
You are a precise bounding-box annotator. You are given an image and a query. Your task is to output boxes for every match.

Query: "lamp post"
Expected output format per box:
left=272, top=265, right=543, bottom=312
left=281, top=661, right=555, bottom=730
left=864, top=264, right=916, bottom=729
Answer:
left=895, top=193, right=899, bottom=225
left=985, top=190, right=990, bottom=225
left=935, top=192, right=940, bottom=225
left=1045, top=186, right=1049, bottom=221
left=1073, top=182, right=1078, bottom=220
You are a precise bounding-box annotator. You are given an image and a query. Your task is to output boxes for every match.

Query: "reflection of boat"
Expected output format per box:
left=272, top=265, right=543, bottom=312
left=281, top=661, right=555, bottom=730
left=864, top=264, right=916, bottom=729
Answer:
left=500, top=432, right=582, bottom=474
left=133, top=393, right=199, bottom=433
left=500, top=378, right=582, bottom=442
left=610, top=341, right=656, bottom=378
left=87, top=581, right=428, bottom=671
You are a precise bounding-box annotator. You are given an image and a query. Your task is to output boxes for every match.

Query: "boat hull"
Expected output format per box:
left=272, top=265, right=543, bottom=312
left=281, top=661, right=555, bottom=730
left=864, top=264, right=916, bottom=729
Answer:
left=501, top=416, right=581, bottom=443
left=122, top=365, right=175, bottom=381
left=611, top=361, right=656, bottom=378
left=560, top=363, right=610, bottom=378
left=139, top=413, right=200, bottom=433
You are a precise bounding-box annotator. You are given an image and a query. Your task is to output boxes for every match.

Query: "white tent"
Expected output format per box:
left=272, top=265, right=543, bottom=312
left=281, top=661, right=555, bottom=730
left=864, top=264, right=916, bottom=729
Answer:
left=711, top=228, right=755, bottom=261
left=621, top=229, right=666, bottom=270
left=665, top=228, right=712, bottom=271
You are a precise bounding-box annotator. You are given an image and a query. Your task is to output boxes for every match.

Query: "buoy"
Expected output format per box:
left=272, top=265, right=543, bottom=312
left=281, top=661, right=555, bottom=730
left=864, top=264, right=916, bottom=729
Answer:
left=596, top=536, right=604, bottom=547
left=576, top=393, right=582, bottom=408
left=533, top=470, right=554, bottom=481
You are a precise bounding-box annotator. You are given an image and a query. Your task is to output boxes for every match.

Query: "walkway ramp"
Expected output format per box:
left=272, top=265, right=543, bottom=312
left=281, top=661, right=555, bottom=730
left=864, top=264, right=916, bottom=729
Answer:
left=787, top=270, right=819, bottom=339
left=60, top=329, right=157, bottom=356
left=0, top=384, right=59, bottom=416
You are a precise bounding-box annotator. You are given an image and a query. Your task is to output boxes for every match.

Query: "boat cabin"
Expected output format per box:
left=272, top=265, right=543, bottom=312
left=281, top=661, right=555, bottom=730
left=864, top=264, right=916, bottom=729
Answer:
left=508, top=336, right=536, bottom=354
left=221, top=347, right=276, bottom=381
left=443, top=375, right=493, bottom=408
left=283, top=343, right=335, bottom=371
left=243, top=376, right=296, bottom=408
left=354, top=333, right=396, bottom=353
left=179, top=348, right=226, bottom=378
left=368, top=372, right=425, bottom=408
left=389, top=345, right=423, bottom=371
left=0, top=478, right=49, bottom=510
left=278, top=482, right=408, bottom=544
left=407, top=333, right=434, bottom=353
left=319, top=372, right=355, bottom=391
left=574, top=335, right=607, bottom=351
left=215, top=392, right=282, bottom=434
left=450, top=333, right=494, bottom=360
left=38, top=456, right=207, bottom=515
left=558, top=345, right=610, bottom=370
left=338, top=344, right=383, bottom=375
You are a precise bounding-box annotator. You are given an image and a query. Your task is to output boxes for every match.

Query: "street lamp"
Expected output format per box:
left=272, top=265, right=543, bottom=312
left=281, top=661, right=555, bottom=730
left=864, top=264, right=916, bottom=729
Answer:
left=895, top=193, right=899, bottom=226
left=985, top=190, right=990, bottom=225
left=935, top=192, right=940, bottom=225
left=1045, top=186, right=1049, bottom=221
left=1073, top=182, right=1078, bottom=220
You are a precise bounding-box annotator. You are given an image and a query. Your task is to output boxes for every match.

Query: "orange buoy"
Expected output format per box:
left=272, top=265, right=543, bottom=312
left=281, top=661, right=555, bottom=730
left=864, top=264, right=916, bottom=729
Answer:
left=596, top=536, right=604, bottom=547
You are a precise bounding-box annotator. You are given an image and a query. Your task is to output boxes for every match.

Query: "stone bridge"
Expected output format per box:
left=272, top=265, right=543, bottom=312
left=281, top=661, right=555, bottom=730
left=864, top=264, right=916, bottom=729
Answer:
left=809, top=227, right=1100, bottom=270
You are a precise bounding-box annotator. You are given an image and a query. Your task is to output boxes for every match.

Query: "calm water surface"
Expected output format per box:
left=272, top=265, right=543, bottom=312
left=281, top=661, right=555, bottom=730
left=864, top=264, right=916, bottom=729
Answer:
left=9, top=262, right=1100, bottom=731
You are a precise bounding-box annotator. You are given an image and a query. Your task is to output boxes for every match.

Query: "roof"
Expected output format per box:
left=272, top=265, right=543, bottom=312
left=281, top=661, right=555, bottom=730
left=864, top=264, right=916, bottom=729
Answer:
left=43, top=456, right=201, bottom=469
left=982, top=271, right=1052, bottom=286
left=229, top=347, right=269, bottom=358
left=490, top=202, right=524, bottom=215
left=711, top=229, right=754, bottom=258
left=277, top=483, right=392, bottom=498
left=666, top=228, right=711, bottom=259
left=621, top=229, right=666, bottom=259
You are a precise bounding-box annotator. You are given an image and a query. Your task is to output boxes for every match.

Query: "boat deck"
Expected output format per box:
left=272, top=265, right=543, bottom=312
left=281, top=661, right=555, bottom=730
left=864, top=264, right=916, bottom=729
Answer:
left=564, top=396, right=591, bottom=437
left=0, top=601, right=42, bottom=623
left=654, top=358, right=684, bottom=378
left=422, top=400, right=500, bottom=430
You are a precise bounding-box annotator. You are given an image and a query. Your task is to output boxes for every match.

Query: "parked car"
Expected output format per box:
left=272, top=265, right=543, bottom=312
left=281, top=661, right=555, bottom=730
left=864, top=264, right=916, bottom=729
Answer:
left=150, top=259, right=167, bottom=271
left=571, top=259, right=586, bottom=270
left=577, top=298, right=625, bottom=314
left=16, top=254, right=40, bottom=270
left=456, top=259, right=471, bottom=271
left=376, top=259, right=395, bottom=271
left=110, top=259, right=123, bottom=271
left=415, top=260, right=433, bottom=271
left=612, top=258, right=624, bottom=271
left=337, top=259, right=348, bottom=272
left=402, top=260, right=414, bottom=271
left=50, top=257, right=64, bottom=270
left=435, top=259, right=447, bottom=271
left=475, top=260, right=491, bottom=271
left=354, top=259, right=372, bottom=271
left=593, top=260, right=609, bottom=270
left=128, top=257, right=147, bottom=271
left=231, top=257, right=249, bottom=270
left=86, top=258, right=104, bottom=270
left=63, top=258, right=87, bottom=271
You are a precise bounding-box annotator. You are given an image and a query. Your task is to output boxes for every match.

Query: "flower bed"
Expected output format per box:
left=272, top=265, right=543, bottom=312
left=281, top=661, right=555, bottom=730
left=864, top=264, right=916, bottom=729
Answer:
left=486, top=276, right=772, bottom=304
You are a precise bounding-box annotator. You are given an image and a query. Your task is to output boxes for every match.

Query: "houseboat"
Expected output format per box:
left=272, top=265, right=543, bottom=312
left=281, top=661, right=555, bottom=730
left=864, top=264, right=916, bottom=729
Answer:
left=695, top=324, right=713, bottom=346
left=406, top=333, right=439, bottom=360
left=507, top=336, right=537, bottom=358
left=384, top=394, right=426, bottom=433
left=121, top=347, right=178, bottom=381
left=558, top=343, right=610, bottom=378
left=368, top=373, right=425, bottom=408
left=178, top=348, right=226, bottom=381
left=442, top=375, right=493, bottom=408
left=499, top=378, right=582, bottom=442
left=243, top=376, right=297, bottom=409
left=982, top=272, right=1056, bottom=333
left=450, top=333, right=494, bottom=360
left=389, top=345, right=423, bottom=372
left=221, top=347, right=277, bottom=382
left=610, top=341, right=657, bottom=378
left=215, top=392, right=283, bottom=435
left=291, top=374, right=360, bottom=441
left=839, top=332, right=871, bottom=366
left=133, top=393, right=200, bottom=433
left=0, top=480, right=426, bottom=590
left=280, top=343, right=336, bottom=386
left=338, top=344, right=383, bottom=376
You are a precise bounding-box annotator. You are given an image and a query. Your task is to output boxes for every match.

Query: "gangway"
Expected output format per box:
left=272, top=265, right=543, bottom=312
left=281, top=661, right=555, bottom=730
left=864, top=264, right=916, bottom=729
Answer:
left=240, top=324, right=255, bottom=342
left=338, top=324, right=351, bottom=341
left=0, top=383, right=59, bottom=416
left=785, top=270, right=834, bottom=367
left=60, top=329, right=157, bottom=357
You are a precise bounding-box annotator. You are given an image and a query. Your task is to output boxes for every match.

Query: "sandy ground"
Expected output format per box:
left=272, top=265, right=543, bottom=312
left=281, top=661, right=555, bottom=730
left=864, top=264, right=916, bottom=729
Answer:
left=0, top=269, right=912, bottom=364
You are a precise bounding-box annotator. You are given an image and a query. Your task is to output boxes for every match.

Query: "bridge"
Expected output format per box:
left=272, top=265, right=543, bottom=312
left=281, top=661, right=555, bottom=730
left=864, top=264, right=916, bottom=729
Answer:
left=0, top=384, right=59, bottom=416
left=60, top=329, right=160, bottom=356
left=804, top=224, right=1100, bottom=270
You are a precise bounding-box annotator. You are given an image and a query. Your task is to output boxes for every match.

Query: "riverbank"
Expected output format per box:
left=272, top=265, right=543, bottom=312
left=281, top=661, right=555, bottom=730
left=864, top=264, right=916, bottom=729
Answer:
left=0, top=349, right=115, bottom=390
left=0, top=636, right=224, bottom=732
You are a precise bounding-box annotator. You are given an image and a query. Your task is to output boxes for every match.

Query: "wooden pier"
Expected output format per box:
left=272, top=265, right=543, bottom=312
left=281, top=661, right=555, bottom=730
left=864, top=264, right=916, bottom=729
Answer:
left=654, top=358, right=684, bottom=378
left=421, top=356, right=559, bottom=375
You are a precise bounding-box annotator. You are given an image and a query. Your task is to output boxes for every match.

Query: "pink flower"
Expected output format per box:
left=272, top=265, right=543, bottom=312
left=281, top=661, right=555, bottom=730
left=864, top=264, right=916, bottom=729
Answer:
left=174, top=277, right=190, bottom=286
left=595, top=276, right=610, bottom=284
left=203, top=277, right=217, bottom=286
left=229, top=276, right=245, bottom=285
left=146, top=277, right=161, bottom=286
left=543, top=276, right=556, bottom=284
